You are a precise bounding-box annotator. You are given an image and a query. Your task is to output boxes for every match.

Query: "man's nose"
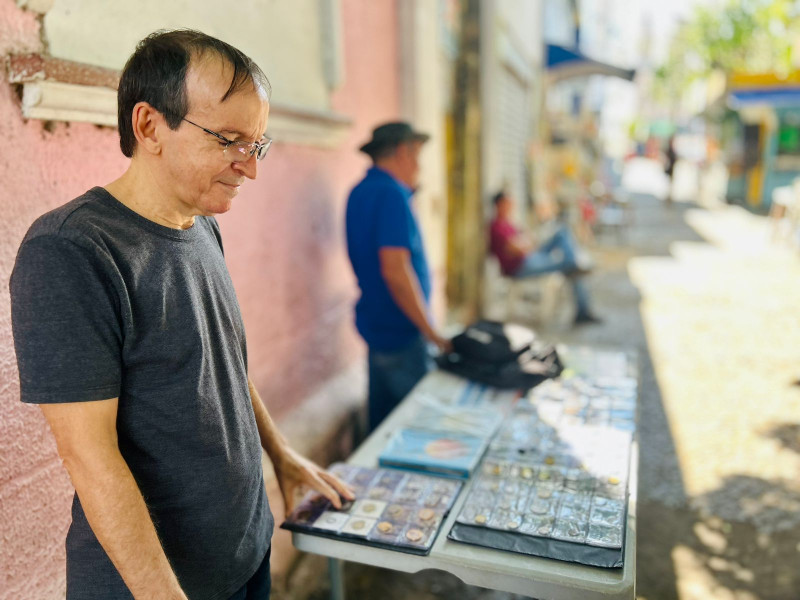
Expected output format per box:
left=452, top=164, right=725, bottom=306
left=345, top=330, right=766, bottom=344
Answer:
left=233, top=153, right=258, bottom=180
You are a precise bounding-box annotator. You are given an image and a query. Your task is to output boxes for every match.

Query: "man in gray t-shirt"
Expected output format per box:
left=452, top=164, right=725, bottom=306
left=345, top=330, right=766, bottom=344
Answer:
left=10, top=30, right=352, bottom=600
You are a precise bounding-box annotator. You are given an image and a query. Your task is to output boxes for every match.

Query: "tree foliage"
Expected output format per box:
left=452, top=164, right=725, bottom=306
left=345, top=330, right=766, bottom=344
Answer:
left=655, top=0, right=800, bottom=100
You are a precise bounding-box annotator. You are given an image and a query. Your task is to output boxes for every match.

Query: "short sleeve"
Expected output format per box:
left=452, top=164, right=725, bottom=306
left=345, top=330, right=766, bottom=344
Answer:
left=10, top=235, right=123, bottom=404
left=206, top=216, right=224, bottom=255
left=375, top=188, right=412, bottom=250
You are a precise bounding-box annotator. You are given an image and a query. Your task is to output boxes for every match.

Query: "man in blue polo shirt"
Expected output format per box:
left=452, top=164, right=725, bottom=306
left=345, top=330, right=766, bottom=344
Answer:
left=346, top=122, right=451, bottom=432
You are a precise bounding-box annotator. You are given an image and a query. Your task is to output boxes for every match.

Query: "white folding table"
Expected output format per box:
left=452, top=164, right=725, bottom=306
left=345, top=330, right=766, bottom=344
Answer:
left=292, top=371, right=637, bottom=600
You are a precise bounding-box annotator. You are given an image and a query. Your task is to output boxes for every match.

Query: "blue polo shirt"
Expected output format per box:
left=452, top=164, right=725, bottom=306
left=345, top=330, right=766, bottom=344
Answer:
left=345, top=167, right=432, bottom=352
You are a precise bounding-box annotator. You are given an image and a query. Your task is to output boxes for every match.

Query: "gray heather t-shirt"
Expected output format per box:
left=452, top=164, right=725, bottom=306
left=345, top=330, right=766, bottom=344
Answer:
left=10, top=187, right=273, bottom=600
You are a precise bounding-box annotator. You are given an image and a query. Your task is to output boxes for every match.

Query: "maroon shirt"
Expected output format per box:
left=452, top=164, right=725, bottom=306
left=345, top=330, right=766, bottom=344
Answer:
left=489, top=216, right=524, bottom=276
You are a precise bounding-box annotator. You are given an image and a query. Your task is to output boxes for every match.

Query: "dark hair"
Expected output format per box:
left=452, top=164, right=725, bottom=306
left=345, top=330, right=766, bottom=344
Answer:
left=492, top=191, right=508, bottom=206
left=117, top=29, right=271, bottom=157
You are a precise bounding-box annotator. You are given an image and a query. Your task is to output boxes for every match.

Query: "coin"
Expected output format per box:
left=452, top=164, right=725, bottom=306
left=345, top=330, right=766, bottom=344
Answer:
left=387, top=505, right=404, bottom=517
left=369, top=487, right=388, bottom=499
left=608, top=476, right=620, bottom=485
left=362, top=502, right=377, bottom=514
left=507, top=521, right=520, bottom=530
left=474, top=514, right=487, bottom=524
left=544, top=456, right=555, bottom=465
left=351, top=519, right=366, bottom=531
left=418, top=508, right=435, bottom=522
left=406, top=528, right=424, bottom=542
left=377, top=521, right=393, bottom=534
left=521, top=467, right=534, bottom=479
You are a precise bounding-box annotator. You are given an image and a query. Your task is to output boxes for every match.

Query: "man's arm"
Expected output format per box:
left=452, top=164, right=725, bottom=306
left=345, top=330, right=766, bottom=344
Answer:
left=40, top=400, right=187, bottom=600
left=506, top=232, right=534, bottom=257
left=247, top=380, right=354, bottom=513
left=379, top=247, right=451, bottom=352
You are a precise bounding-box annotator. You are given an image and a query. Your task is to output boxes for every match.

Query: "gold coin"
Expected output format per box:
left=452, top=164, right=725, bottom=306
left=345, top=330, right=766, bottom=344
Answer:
left=406, top=528, right=424, bottom=542
left=418, top=508, right=435, bottom=522
left=539, top=471, right=551, bottom=481
left=507, top=521, right=520, bottom=530
left=474, top=514, right=487, bottom=524
left=351, top=520, right=366, bottom=531
left=521, top=467, right=534, bottom=479
left=492, top=465, right=502, bottom=475
left=377, top=521, right=393, bottom=534
left=608, top=476, right=620, bottom=485
left=544, top=456, right=555, bottom=465
left=362, top=502, right=376, bottom=513
left=387, top=505, right=404, bottom=517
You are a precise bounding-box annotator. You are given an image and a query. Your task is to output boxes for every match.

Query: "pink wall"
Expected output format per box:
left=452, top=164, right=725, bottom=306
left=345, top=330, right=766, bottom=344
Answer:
left=0, top=0, right=399, bottom=597
left=216, top=0, right=401, bottom=418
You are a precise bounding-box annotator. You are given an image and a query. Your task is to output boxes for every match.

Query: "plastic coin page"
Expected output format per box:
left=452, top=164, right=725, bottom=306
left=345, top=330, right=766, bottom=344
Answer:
left=450, top=348, right=636, bottom=566
left=282, top=463, right=463, bottom=555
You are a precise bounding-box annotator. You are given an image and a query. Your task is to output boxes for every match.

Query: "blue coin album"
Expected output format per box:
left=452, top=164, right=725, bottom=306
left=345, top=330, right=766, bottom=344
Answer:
left=378, top=428, right=490, bottom=479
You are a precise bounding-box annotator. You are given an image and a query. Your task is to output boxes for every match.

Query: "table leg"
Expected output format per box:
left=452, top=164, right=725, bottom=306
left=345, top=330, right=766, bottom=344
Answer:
left=328, top=557, right=345, bottom=600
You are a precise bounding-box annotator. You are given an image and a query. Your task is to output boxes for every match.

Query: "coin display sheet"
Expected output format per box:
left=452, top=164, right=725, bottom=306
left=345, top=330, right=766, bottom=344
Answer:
left=450, top=349, right=636, bottom=566
left=282, top=463, right=463, bottom=555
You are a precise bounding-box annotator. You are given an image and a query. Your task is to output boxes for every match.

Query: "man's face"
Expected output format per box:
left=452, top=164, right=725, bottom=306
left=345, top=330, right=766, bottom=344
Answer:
left=497, top=196, right=513, bottom=218
left=161, top=56, right=270, bottom=216
left=396, top=140, right=423, bottom=189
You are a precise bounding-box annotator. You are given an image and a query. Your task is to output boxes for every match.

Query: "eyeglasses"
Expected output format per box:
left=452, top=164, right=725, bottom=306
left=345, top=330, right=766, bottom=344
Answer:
left=181, top=117, right=272, bottom=162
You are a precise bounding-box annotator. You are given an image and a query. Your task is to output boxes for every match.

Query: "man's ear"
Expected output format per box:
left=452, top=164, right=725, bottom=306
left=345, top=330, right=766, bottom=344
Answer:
left=130, top=102, right=165, bottom=156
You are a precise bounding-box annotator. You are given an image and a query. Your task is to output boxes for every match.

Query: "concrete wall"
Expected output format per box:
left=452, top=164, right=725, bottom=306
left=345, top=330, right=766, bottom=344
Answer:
left=481, top=0, right=544, bottom=221
left=43, top=0, right=333, bottom=111
left=0, top=0, right=406, bottom=597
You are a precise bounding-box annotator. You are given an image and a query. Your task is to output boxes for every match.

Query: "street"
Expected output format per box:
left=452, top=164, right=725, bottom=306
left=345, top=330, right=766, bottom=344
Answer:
left=279, top=185, right=800, bottom=600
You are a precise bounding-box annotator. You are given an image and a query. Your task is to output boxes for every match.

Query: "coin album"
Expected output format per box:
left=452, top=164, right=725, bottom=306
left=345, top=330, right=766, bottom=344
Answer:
left=448, top=353, right=636, bottom=569
left=281, top=463, right=463, bottom=555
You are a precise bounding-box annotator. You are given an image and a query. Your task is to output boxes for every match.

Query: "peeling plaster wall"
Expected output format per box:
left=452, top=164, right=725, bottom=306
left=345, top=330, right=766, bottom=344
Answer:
left=0, top=0, right=401, bottom=597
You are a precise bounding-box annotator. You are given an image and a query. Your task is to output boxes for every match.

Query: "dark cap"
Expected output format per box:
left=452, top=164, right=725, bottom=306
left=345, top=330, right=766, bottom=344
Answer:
left=359, top=121, right=430, bottom=157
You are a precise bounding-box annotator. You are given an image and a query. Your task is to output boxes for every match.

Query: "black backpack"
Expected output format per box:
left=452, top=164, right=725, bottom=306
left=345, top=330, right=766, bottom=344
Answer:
left=437, top=320, right=563, bottom=391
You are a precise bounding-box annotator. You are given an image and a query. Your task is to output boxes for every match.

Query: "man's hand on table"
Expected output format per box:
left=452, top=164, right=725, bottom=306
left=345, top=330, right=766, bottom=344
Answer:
left=273, top=446, right=355, bottom=512
left=430, top=333, right=453, bottom=355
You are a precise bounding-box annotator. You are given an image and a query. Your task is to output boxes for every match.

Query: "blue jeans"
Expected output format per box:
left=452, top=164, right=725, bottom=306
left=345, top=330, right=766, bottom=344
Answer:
left=513, top=226, right=591, bottom=316
left=227, top=548, right=271, bottom=600
left=367, top=335, right=433, bottom=432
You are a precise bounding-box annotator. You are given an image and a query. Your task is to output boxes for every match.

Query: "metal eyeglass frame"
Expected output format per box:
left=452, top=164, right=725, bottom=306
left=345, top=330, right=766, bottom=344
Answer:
left=182, top=117, right=272, bottom=161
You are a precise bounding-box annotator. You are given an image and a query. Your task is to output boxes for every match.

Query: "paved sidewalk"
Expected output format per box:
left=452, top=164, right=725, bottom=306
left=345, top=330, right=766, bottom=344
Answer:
left=277, top=195, right=800, bottom=600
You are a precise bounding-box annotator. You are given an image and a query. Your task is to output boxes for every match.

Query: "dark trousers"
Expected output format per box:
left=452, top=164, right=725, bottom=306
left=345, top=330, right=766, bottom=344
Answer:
left=367, top=335, right=433, bottom=432
left=227, top=548, right=271, bottom=600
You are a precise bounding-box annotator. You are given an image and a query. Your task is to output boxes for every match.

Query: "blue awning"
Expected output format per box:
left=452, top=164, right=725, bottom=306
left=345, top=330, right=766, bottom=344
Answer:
left=729, top=88, right=800, bottom=109
left=546, top=44, right=635, bottom=82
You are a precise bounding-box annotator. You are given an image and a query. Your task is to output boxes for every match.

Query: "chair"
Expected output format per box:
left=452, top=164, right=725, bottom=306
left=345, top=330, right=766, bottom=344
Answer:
left=482, top=257, right=573, bottom=328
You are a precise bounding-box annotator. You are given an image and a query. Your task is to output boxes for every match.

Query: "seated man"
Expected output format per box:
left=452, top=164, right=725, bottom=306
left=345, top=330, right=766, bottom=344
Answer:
left=489, top=191, right=601, bottom=325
